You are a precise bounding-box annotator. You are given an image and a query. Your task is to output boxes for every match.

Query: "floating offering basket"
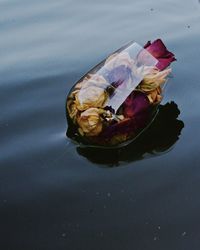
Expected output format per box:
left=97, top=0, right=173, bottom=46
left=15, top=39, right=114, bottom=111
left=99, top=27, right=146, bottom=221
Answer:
left=66, top=39, right=176, bottom=148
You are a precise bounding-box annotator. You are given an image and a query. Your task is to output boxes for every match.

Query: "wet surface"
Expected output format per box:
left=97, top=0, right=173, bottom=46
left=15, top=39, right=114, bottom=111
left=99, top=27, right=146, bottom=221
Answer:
left=1, top=0, right=200, bottom=249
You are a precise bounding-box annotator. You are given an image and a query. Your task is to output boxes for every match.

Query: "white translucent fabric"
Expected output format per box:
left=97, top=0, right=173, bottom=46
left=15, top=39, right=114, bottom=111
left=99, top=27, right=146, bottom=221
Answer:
left=105, top=42, right=158, bottom=111
left=77, top=42, right=158, bottom=112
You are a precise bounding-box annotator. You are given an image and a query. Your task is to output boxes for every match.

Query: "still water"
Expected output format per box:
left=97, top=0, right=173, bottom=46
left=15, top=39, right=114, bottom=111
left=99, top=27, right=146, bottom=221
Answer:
left=1, top=0, right=200, bottom=249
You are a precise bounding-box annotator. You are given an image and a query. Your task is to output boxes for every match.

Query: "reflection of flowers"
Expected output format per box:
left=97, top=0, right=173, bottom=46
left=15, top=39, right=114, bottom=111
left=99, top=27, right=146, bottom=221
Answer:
left=77, top=108, right=104, bottom=136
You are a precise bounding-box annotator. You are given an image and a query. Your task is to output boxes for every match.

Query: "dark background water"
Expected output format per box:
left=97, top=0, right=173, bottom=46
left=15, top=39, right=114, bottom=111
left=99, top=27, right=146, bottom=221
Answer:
left=1, top=0, right=200, bottom=249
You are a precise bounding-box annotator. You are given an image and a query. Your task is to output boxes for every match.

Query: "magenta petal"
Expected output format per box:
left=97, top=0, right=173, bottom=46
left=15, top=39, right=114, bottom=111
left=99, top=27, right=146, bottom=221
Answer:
left=145, top=39, right=167, bottom=58
left=101, top=118, right=134, bottom=139
left=100, top=91, right=151, bottom=141
left=163, top=51, right=176, bottom=59
left=156, top=57, right=176, bottom=71
left=144, top=41, right=151, bottom=49
left=144, top=39, right=176, bottom=70
left=123, top=91, right=150, bottom=118
left=101, top=112, right=149, bottom=140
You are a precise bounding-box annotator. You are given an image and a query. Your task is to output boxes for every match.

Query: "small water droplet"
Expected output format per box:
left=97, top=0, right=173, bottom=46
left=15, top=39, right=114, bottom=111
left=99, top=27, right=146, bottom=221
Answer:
left=182, top=232, right=186, bottom=236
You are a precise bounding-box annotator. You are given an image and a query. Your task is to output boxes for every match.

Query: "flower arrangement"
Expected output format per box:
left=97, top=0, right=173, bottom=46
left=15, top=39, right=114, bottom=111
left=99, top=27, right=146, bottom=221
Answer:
left=66, top=39, right=176, bottom=147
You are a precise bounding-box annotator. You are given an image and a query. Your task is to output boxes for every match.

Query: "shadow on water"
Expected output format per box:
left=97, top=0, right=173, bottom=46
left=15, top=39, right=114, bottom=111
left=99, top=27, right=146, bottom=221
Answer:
left=76, top=102, right=184, bottom=167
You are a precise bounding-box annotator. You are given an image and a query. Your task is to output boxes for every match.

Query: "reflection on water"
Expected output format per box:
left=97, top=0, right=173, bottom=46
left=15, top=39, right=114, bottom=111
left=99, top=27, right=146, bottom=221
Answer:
left=77, top=102, right=184, bottom=166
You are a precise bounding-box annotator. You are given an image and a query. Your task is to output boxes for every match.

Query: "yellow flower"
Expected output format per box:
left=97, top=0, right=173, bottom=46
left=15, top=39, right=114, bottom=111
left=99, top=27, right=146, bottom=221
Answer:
left=105, top=52, right=135, bottom=70
left=147, top=87, right=162, bottom=104
left=76, top=74, right=108, bottom=89
left=77, top=108, right=104, bottom=136
left=84, top=74, right=108, bottom=88
left=75, top=86, right=107, bottom=111
left=67, top=74, right=109, bottom=121
left=75, top=74, right=108, bottom=111
left=138, top=68, right=171, bottom=92
left=66, top=98, right=78, bottom=120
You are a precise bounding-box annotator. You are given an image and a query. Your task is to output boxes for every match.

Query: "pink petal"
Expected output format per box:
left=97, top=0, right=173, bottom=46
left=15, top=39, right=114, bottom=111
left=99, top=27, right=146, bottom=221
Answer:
left=144, top=39, right=176, bottom=70
left=99, top=91, right=151, bottom=141
left=156, top=57, right=176, bottom=71
left=123, top=91, right=150, bottom=118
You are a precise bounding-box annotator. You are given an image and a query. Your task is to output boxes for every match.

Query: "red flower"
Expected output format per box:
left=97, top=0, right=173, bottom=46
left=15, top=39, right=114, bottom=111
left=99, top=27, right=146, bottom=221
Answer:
left=123, top=91, right=150, bottom=118
left=144, top=39, right=176, bottom=70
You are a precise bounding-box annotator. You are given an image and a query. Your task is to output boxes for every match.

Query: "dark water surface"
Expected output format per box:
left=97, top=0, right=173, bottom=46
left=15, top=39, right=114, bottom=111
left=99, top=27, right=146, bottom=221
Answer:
left=1, top=0, right=200, bottom=249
